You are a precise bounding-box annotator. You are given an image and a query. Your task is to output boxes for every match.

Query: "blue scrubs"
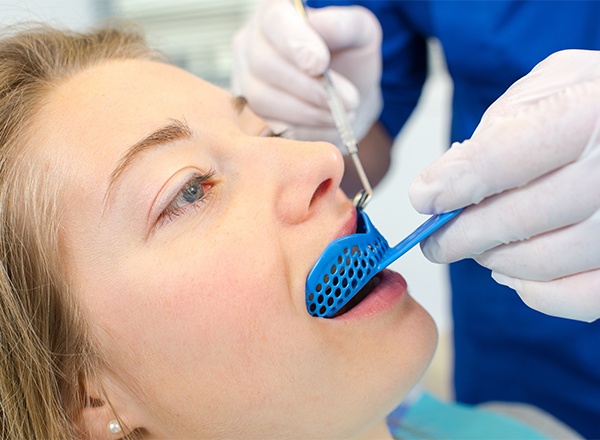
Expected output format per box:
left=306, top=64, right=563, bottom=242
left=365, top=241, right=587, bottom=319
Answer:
left=307, top=1, right=600, bottom=437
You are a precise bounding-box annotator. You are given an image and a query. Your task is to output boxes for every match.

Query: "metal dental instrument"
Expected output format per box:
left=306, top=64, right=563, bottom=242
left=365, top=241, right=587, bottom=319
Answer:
left=292, top=0, right=373, bottom=210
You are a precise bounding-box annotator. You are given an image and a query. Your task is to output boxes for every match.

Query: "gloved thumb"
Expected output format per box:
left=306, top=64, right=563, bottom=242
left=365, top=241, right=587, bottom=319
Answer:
left=492, top=271, right=600, bottom=323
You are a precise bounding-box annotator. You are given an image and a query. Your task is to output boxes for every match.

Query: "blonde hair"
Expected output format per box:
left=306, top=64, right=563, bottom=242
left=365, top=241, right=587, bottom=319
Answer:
left=0, top=22, right=162, bottom=439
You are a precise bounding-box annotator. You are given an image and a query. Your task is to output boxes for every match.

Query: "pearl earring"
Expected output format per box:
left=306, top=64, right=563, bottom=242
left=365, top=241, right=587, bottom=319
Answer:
left=107, top=419, right=122, bottom=435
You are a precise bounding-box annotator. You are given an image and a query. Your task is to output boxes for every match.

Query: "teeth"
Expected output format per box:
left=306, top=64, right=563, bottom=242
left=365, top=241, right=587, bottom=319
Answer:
left=333, top=272, right=383, bottom=317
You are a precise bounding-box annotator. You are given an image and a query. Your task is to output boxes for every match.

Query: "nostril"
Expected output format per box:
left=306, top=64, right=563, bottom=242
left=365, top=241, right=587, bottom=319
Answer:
left=309, top=178, right=332, bottom=208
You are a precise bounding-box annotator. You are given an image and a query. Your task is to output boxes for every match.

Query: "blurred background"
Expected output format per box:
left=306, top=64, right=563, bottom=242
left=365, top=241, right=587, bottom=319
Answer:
left=1, top=0, right=454, bottom=399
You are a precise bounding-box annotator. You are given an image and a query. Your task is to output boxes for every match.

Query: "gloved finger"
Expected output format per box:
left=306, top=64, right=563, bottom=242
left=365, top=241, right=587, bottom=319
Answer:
left=475, top=209, right=600, bottom=281
left=234, top=3, right=360, bottom=117
left=241, top=73, right=336, bottom=127
left=308, top=6, right=382, bottom=52
left=492, top=270, right=600, bottom=323
left=309, top=6, right=382, bottom=98
left=409, top=80, right=600, bottom=215
left=242, top=39, right=359, bottom=113
left=259, top=0, right=330, bottom=76
left=419, top=137, right=600, bottom=262
left=476, top=50, right=600, bottom=131
left=238, top=29, right=328, bottom=107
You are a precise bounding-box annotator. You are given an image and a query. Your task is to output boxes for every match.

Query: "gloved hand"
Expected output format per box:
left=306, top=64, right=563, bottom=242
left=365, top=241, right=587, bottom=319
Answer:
left=409, top=49, right=600, bottom=322
left=231, top=0, right=383, bottom=150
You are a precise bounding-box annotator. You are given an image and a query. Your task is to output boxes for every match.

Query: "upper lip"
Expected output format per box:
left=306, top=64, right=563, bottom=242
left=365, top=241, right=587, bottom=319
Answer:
left=333, top=207, right=358, bottom=241
left=301, top=207, right=356, bottom=312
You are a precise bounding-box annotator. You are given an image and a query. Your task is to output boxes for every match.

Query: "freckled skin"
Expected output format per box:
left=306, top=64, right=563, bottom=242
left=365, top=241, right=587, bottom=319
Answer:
left=31, top=59, right=437, bottom=439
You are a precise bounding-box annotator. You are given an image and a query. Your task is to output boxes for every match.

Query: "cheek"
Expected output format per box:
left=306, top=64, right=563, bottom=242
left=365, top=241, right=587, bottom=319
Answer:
left=89, top=237, right=293, bottom=385
left=157, top=243, right=288, bottom=329
left=119, top=245, right=299, bottom=425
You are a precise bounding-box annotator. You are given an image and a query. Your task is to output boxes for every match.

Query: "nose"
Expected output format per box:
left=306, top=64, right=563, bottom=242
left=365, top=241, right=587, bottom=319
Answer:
left=271, top=140, right=345, bottom=225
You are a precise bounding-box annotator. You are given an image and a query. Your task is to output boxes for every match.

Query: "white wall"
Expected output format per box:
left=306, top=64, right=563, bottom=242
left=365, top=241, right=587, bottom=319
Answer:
left=0, top=0, right=98, bottom=28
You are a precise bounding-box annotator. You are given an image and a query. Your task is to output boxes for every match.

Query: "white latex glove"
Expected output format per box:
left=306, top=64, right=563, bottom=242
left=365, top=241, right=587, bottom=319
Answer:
left=409, top=49, right=600, bottom=322
left=231, top=0, right=382, bottom=150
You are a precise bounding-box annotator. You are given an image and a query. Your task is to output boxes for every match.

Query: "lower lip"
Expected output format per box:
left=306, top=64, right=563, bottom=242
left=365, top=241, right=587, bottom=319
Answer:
left=332, top=269, right=407, bottom=321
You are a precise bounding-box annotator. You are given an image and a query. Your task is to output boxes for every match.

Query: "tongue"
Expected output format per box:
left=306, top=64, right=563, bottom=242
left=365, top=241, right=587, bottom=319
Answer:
left=332, top=272, right=383, bottom=317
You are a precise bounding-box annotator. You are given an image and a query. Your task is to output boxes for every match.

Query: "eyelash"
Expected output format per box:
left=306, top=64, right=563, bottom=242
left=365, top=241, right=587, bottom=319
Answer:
left=159, top=169, right=215, bottom=225
left=266, top=129, right=290, bottom=139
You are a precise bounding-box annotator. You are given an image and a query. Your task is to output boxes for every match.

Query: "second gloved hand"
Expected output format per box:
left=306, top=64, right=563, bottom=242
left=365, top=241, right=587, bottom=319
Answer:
left=231, top=0, right=382, bottom=150
left=409, top=49, right=600, bottom=322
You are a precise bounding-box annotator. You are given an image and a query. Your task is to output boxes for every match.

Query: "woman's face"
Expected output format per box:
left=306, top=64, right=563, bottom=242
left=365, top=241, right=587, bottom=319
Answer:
left=31, top=59, right=436, bottom=439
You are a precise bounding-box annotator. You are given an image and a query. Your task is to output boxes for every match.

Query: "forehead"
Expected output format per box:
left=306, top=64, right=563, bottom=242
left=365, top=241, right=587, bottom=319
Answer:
left=26, top=59, right=234, bottom=195
left=21, top=59, right=238, bottom=233
left=37, top=59, right=233, bottom=155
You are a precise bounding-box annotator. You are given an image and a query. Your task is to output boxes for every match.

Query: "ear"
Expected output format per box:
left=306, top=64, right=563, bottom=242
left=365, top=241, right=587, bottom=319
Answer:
left=74, top=375, right=142, bottom=440
left=76, top=400, right=124, bottom=440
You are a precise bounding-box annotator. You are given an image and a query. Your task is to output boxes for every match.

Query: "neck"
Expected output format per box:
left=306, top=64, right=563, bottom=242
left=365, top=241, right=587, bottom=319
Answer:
left=357, top=420, right=393, bottom=440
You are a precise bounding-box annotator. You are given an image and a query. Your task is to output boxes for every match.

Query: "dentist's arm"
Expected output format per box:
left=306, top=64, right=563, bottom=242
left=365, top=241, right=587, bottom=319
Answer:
left=410, top=50, right=600, bottom=322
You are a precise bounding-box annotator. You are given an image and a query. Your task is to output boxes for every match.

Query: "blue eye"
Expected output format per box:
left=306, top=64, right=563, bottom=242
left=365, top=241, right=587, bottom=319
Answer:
left=181, top=178, right=204, bottom=203
left=161, top=170, right=214, bottom=223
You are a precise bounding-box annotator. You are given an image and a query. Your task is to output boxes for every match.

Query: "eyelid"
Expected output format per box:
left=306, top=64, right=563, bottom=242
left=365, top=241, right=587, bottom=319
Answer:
left=151, top=168, right=216, bottom=231
left=260, top=127, right=290, bottom=139
left=268, top=129, right=288, bottom=138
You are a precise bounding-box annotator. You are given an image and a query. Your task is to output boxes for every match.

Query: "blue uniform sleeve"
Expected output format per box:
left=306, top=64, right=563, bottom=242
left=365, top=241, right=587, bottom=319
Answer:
left=307, top=1, right=428, bottom=138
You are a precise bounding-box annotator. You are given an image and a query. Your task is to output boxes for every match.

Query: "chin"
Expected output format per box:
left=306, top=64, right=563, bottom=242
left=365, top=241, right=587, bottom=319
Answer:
left=380, top=294, right=438, bottom=404
left=338, top=294, right=438, bottom=436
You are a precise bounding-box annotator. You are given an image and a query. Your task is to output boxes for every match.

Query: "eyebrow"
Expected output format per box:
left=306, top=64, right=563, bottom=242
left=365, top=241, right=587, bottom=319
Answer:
left=103, top=118, right=193, bottom=211
left=103, top=97, right=245, bottom=213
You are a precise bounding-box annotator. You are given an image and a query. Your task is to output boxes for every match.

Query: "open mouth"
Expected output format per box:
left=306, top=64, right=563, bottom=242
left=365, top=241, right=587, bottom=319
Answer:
left=332, top=271, right=383, bottom=317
